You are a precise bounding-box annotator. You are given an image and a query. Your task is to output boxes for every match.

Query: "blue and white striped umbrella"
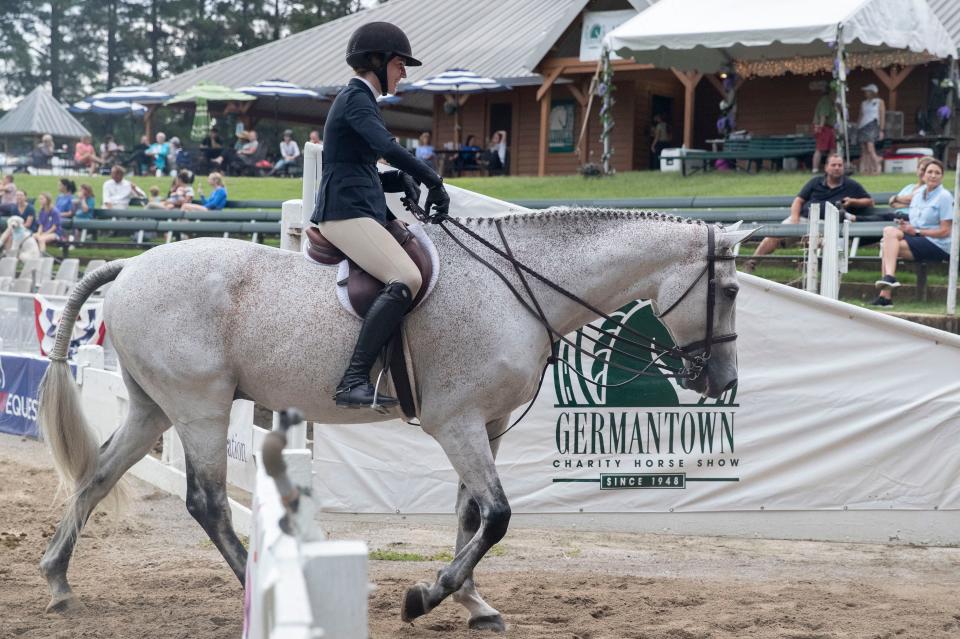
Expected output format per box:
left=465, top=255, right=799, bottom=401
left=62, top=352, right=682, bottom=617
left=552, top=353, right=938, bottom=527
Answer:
left=405, top=69, right=506, bottom=94
left=89, top=85, right=171, bottom=104
left=69, top=99, right=148, bottom=116
left=237, top=79, right=321, bottom=99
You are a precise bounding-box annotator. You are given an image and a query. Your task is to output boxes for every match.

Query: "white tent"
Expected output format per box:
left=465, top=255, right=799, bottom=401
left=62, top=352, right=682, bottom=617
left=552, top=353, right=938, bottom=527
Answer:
left=605, top=0, right=958, bottom=153
left=606, top=0, right=957, bottom=73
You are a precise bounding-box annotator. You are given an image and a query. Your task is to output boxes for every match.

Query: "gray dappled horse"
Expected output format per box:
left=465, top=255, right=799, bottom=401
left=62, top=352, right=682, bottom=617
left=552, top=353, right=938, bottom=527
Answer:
left=37, top=209, right=750, bottom=630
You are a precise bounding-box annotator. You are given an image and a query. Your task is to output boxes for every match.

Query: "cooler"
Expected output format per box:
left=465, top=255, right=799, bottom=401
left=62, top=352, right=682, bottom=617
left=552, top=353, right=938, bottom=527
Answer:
left=883, top=147, right=934, bottom=174
left=660, top=148, right=706, bottom=173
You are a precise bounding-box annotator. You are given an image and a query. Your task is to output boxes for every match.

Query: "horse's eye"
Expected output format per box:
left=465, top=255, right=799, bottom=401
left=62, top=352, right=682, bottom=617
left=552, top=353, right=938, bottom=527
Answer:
left=723, top=285, right=739, bottom=299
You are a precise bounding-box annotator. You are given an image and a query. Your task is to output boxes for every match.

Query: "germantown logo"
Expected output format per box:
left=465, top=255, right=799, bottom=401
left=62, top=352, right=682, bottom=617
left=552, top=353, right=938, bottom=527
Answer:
left=550, top=301, right=740, bottom=489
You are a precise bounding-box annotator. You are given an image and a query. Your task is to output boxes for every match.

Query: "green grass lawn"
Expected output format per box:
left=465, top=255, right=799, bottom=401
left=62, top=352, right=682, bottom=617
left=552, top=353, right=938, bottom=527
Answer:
left=9, top=169, right=954, bottom=204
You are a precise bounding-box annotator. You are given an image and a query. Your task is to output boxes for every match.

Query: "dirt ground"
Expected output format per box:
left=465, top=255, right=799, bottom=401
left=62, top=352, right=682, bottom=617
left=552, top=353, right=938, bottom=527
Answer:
left=2, top=434, right=960, bottom=639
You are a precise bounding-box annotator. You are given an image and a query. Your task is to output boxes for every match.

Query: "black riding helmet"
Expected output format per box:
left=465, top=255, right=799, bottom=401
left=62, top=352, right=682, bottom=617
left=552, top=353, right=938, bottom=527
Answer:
left=346, top=22, right=421, bottom=95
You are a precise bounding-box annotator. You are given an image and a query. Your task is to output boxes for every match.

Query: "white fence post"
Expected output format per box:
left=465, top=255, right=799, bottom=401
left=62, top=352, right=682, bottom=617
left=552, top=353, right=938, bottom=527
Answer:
left=805, top=204, right=821, bottom=292
left=246, top=411, right=368, bottom=639
left=301, top=142, right=322, bottom=220
left=947, top=152, right=960, bottom=315
left=820, top=202, right=840, bottom=300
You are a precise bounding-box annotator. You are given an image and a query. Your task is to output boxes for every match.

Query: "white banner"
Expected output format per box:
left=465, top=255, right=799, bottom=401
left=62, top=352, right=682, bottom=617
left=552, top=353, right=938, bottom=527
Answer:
left=579, top=10, right=635, bottom=61
left=313, top=275, right=960, bottom=514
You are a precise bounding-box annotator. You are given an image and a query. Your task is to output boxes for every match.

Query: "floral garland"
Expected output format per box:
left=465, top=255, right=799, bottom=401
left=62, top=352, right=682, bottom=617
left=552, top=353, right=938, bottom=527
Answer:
left=599, top=45, right=616, bottom=175
left=734, top=50, right=936, bottom=79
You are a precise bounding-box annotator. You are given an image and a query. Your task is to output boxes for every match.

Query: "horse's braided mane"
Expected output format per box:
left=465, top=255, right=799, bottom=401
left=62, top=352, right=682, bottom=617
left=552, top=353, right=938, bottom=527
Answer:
left=457, top=207, right=706, bottom=227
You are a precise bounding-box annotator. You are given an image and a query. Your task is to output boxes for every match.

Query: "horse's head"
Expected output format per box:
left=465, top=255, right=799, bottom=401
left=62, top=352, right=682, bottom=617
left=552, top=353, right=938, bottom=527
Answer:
left=653, top=224, right=755, bottom=398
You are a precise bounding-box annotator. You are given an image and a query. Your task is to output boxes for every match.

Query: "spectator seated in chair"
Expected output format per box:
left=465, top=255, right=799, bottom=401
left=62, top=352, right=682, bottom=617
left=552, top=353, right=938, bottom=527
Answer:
left=415, top=131, right=436, bottom=170
left=181, top=172, right=227, bottom=212
left=74, top=135, right=104, bottom=176
left=483, top=130, right=508, bottom=176
left=31, top=134, right=55, bottom=170
left=145, top=132, right=171, bottom=176
left=872, top=159, right=953, bottom=307
left=100, top=134, right=124, bottom=166
left=128, top=135, right=151, bottom=175
left=454, top=134, right=481, bottom=175
left=745, top=153, right=873, bottom=272
left=0, top=175, right=17, bottom=215
left=12, top=189, right=35, bottom=229
left=268, top=129, right=301, bottom=176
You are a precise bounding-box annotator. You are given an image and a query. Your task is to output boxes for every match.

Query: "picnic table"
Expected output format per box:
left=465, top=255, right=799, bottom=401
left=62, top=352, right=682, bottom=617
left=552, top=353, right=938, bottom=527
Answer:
left=666, top=135, right=816, bottom=176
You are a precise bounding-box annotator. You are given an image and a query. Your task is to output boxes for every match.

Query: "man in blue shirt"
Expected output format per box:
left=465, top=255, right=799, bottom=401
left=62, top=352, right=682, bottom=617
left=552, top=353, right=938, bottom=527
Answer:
left=872, top=159, right=953, bottom=307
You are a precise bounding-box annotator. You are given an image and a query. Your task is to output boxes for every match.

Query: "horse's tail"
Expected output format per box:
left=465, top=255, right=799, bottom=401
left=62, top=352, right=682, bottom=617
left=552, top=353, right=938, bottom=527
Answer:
left=38, top=259, right=126, bottom=501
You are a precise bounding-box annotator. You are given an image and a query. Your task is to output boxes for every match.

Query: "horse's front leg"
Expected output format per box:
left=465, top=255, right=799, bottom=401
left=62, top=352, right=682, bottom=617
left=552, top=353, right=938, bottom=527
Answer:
left=451, top=418, right=507, bottom=631
left=402, top=419, right=511, bottom=624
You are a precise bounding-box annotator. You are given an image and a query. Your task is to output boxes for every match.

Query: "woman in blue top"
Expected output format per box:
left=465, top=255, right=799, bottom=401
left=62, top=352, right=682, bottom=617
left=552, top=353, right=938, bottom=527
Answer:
left=182, top=172, right=227, bottom=211
left=75, top=184, right=96, bottom=220
left=54, top=179, right=77, bottom=218
left=887, top=157, right=933, bottom=216
left=873, top=158, right=953, bottom=306
left=33, top=192, right=62, bottom=252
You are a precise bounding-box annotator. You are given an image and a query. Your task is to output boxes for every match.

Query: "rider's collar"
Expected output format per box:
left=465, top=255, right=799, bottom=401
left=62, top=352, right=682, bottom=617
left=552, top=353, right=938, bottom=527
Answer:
left=352, top=76, right=379, bottom=99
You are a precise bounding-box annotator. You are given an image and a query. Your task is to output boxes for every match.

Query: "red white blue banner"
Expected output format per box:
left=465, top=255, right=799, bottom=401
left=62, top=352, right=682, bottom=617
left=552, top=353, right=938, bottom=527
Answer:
left=33, top=295, right=106, bottom=358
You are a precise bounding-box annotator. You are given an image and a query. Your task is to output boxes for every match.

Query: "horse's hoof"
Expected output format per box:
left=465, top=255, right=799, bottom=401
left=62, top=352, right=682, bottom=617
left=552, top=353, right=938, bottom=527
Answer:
left=45, top=593, right=82, bottom=614
left=469, top=614, right=506, bottom=632
left=400, top=582, right=430, bottom=622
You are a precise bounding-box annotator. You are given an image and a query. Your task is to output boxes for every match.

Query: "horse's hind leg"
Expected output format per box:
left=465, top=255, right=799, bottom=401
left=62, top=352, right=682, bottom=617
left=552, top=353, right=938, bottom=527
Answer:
left=175, top=415, right=248, bottom=583
left=402, top=419, right=511, bottom=624
left=452, top=419, right=507, bottom=631
left=41, top=372, right=169, bottom=613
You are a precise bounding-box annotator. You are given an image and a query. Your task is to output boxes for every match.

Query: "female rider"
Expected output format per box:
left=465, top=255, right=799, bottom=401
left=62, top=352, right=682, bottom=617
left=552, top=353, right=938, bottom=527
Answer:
left=311, top=22, right=450, bottom=410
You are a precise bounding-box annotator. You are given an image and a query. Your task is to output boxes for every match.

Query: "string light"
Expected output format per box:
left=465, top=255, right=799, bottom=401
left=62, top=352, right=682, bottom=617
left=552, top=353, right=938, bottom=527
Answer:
left=735, top=51, right=936, bottom=79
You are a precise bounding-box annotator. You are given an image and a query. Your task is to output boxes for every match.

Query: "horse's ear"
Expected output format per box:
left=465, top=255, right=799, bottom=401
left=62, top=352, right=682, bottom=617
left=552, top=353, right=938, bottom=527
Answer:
left=724, top=220, right=743, bottom=232
left=722, top=226, right=758, bottom=249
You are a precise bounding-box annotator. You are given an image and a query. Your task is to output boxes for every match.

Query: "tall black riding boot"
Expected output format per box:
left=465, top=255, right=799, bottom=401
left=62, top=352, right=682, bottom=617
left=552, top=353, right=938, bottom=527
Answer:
left=335, top=281, right=413, bottom=409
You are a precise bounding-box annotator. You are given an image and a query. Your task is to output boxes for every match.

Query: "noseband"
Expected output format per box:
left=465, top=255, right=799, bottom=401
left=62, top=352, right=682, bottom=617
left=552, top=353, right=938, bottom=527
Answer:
left=654, top=224, right=737, bottom=378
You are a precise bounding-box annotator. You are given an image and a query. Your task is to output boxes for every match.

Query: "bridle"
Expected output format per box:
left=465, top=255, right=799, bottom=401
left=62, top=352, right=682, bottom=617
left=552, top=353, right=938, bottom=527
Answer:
left=402, top=201, right=737, bottom=437
left=406, top=201, right=736, bottom=381
left=653, top=224, right=738, bottom=380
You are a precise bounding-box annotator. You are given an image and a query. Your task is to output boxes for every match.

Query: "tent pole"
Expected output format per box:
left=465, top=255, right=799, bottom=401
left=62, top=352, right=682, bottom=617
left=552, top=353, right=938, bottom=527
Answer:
left=834, top=23, right=850, bottom=168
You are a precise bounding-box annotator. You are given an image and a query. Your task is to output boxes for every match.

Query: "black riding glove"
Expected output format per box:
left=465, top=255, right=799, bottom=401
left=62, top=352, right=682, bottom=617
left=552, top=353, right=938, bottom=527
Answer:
left=424, top=183, right=450, bottom=222
left=399, top=172, right=421, bottom=209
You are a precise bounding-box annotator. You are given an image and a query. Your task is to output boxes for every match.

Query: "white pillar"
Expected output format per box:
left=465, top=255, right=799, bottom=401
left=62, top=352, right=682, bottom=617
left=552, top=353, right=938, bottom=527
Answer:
left=805, top=204, right=821, bottom=293
left=302, top=540, right=369, bottom=639
left=280, top=200, right=303, bottom=253
left=947, top=152, right=960, bottom=315
left=301, top=141, right=322, bottom=221
left=820, top=202, right=840, bottom=299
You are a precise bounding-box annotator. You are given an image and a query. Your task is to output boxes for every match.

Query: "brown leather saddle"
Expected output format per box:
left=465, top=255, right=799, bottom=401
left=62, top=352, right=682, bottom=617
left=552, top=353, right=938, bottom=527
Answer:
left=304, top=219, right=434, bottom=317
left=304, top=220, right=431, bottom=420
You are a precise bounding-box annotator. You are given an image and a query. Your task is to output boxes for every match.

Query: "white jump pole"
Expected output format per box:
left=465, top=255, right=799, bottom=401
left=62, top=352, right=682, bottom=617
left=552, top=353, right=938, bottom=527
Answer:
left=820, top=202, right=840, bottom=299
left=947, top=152, right=960, bottom=315
left=805, top=204, right=821, bottom=292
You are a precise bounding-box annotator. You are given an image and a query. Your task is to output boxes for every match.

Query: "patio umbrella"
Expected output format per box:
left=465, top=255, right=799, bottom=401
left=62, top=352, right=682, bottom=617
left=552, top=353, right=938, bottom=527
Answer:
left=405, top=69, right=508, bottom=146
left=190, top=97, right=211, bottom=142
left=164, top=82, right=256, bottom=105
left=69, top=99, right=147, bottom=116
left=236, top=79, right=323, bottom=141
left=90, top=85, right=171, bottom=104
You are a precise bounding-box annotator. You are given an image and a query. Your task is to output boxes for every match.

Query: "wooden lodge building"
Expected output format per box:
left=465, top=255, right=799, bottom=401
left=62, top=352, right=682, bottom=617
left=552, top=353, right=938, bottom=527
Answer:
left=151, top=0, right=960, bottom=176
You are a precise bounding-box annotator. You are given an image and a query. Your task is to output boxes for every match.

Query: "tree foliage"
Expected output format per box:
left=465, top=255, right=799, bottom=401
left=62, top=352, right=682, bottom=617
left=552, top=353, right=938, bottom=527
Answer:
left=2, top=0, right=366, bottom=102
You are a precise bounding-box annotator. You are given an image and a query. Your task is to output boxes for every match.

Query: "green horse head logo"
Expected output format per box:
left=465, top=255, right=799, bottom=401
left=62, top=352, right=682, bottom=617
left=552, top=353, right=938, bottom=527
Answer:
left=554, top=301, right=737, bottom=408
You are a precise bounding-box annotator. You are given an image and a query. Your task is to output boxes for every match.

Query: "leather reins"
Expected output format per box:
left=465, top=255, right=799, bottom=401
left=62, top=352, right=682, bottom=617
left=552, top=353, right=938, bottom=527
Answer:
left=401, top=200, right=736, bottom=438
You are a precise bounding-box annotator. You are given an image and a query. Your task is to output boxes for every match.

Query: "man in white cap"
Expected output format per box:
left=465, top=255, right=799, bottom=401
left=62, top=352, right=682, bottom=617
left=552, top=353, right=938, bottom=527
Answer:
left=857, top=83, right=885, bottom=175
